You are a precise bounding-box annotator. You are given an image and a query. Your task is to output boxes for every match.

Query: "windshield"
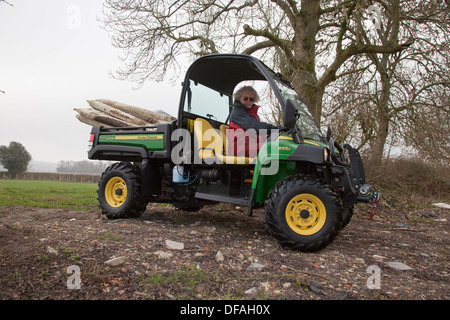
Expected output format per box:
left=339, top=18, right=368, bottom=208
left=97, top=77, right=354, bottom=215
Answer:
left=184, top=80, right=231, bottom=123
left=274, top=79, right=324, bottom=142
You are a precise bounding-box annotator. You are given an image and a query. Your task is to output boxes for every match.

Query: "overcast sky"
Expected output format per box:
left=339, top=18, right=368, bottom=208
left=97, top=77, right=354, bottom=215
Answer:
left=0, top=0, right=182, bottom=163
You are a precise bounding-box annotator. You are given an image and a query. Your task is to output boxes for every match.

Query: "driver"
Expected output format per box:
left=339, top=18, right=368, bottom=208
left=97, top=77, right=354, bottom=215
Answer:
left=227, top=86, right=280, bottom=157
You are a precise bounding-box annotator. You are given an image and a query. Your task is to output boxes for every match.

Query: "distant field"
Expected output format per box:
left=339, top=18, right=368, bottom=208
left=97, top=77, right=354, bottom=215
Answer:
left=0, top=179, right=99, bottom=210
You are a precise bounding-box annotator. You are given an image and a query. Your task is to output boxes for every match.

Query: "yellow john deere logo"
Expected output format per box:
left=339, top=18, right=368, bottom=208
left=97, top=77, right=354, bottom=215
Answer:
left=113, top=135, right=163, bottom=140
left=279, top=146, right=291, bottom=151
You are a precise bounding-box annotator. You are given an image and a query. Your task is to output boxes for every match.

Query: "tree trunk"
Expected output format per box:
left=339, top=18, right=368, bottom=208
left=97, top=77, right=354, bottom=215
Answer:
left=371, top=65, right=391, bottom=165
left=290, top=0, right=323, bottom=123
left=291, top=75, right=324, bottom=124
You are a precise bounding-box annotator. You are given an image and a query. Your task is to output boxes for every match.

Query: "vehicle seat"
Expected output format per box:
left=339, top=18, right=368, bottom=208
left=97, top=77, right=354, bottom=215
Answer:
left=194, top=118, right=255, bottom=165
left=219, top=124, right=229, bottom=155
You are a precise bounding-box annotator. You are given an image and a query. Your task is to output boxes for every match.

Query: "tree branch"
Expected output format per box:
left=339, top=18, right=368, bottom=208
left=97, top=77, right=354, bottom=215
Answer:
left=0, top=0, right=13, bottom=6
left=241, top=40, right=276, bottom=55
left=243, top=24, right=294, bottom=62
left=269, top=0, right=297, bottom=27
left=318, top=39, right=414, bottom=90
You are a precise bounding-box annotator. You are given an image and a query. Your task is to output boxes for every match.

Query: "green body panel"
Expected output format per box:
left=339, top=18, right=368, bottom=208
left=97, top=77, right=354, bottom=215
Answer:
left=253, top=160, right=297, bottom=204
left=303, top=139, right=328, bottom=148
left=251, top=136, right=298, bottom=204
left=251, top=136, right=327, bottom=204
left=98, top=134, right=165, bottom=150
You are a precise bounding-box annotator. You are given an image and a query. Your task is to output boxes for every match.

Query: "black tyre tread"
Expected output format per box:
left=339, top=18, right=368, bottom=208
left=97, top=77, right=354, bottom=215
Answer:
left=264, top=175, right=340, bottom=252
left=97, top=162, right=147, bottom=219
left=340, top=205, right=354, bottom=230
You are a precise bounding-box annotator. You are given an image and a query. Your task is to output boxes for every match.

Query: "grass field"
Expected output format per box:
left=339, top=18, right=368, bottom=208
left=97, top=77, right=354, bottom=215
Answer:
left=0, top=179, right=99, bottom=210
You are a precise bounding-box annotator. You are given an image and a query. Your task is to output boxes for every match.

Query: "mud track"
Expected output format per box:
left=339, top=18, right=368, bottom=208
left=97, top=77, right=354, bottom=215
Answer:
left=0, top=203, right=448, bottom=300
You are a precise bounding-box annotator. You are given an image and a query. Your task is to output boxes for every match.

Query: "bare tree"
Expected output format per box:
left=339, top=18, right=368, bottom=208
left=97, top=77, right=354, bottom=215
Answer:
left=102, top=0, right=413, bottom=124
left=323, top=0, right=450, bottom=165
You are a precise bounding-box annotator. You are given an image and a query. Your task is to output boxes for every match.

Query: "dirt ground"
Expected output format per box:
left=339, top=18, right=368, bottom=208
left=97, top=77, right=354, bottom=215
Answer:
left=0, top=202, right=448, bottom=301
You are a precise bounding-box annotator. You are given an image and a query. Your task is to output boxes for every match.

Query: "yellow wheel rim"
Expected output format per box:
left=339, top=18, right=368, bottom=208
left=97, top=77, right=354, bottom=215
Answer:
left=105, top=177, right=127, bottom=207
left=285, top=193, right=327, bottom=236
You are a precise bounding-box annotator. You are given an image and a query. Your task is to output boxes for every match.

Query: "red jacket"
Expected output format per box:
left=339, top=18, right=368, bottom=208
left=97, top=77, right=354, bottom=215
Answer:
left=228, top=104, right=260, bottom=131
left=227, top=100, right=278, bottom=157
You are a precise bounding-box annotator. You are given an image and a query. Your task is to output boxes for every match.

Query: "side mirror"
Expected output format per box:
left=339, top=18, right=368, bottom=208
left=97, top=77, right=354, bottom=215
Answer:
left=284, top=99, right=298, bottom=129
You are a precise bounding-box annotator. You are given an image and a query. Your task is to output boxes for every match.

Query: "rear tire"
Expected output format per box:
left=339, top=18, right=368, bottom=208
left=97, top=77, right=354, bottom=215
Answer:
left=97, top=162, right=147, bottom=219
left=264, top=175, right=340, bottom=252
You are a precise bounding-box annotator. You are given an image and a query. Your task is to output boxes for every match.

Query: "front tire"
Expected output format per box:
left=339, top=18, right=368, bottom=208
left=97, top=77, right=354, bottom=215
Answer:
left=340, top=205, right=354, bottom=229
left=264, top=175, right=340, bottom=252
left=97, top=162, right=147, bottom=219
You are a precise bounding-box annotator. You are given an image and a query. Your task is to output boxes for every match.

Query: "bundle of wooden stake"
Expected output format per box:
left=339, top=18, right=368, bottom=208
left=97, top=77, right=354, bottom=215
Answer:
left=74, top=99, right=176, bottom=128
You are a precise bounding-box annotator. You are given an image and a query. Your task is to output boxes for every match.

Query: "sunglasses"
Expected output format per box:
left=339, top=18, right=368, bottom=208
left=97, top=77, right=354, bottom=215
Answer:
left=243, top=96, right=255, bottom=102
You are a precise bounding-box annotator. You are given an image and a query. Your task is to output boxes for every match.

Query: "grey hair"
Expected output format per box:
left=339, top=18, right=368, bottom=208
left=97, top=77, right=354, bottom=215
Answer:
left=233, top=86, right=260, bottom=102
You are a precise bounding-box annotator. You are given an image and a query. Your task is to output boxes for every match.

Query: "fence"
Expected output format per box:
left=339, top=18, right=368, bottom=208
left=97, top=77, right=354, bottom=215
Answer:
left=0, top=171, right=100, bottom=183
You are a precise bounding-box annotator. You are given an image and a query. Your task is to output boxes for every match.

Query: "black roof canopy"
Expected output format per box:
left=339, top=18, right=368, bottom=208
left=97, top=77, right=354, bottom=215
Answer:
left=185, top=54, right=275, bottom=96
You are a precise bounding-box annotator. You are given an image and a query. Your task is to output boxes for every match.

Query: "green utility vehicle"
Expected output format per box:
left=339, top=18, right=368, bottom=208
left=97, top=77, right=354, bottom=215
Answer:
left=88, top=54, right=380, bottom=252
